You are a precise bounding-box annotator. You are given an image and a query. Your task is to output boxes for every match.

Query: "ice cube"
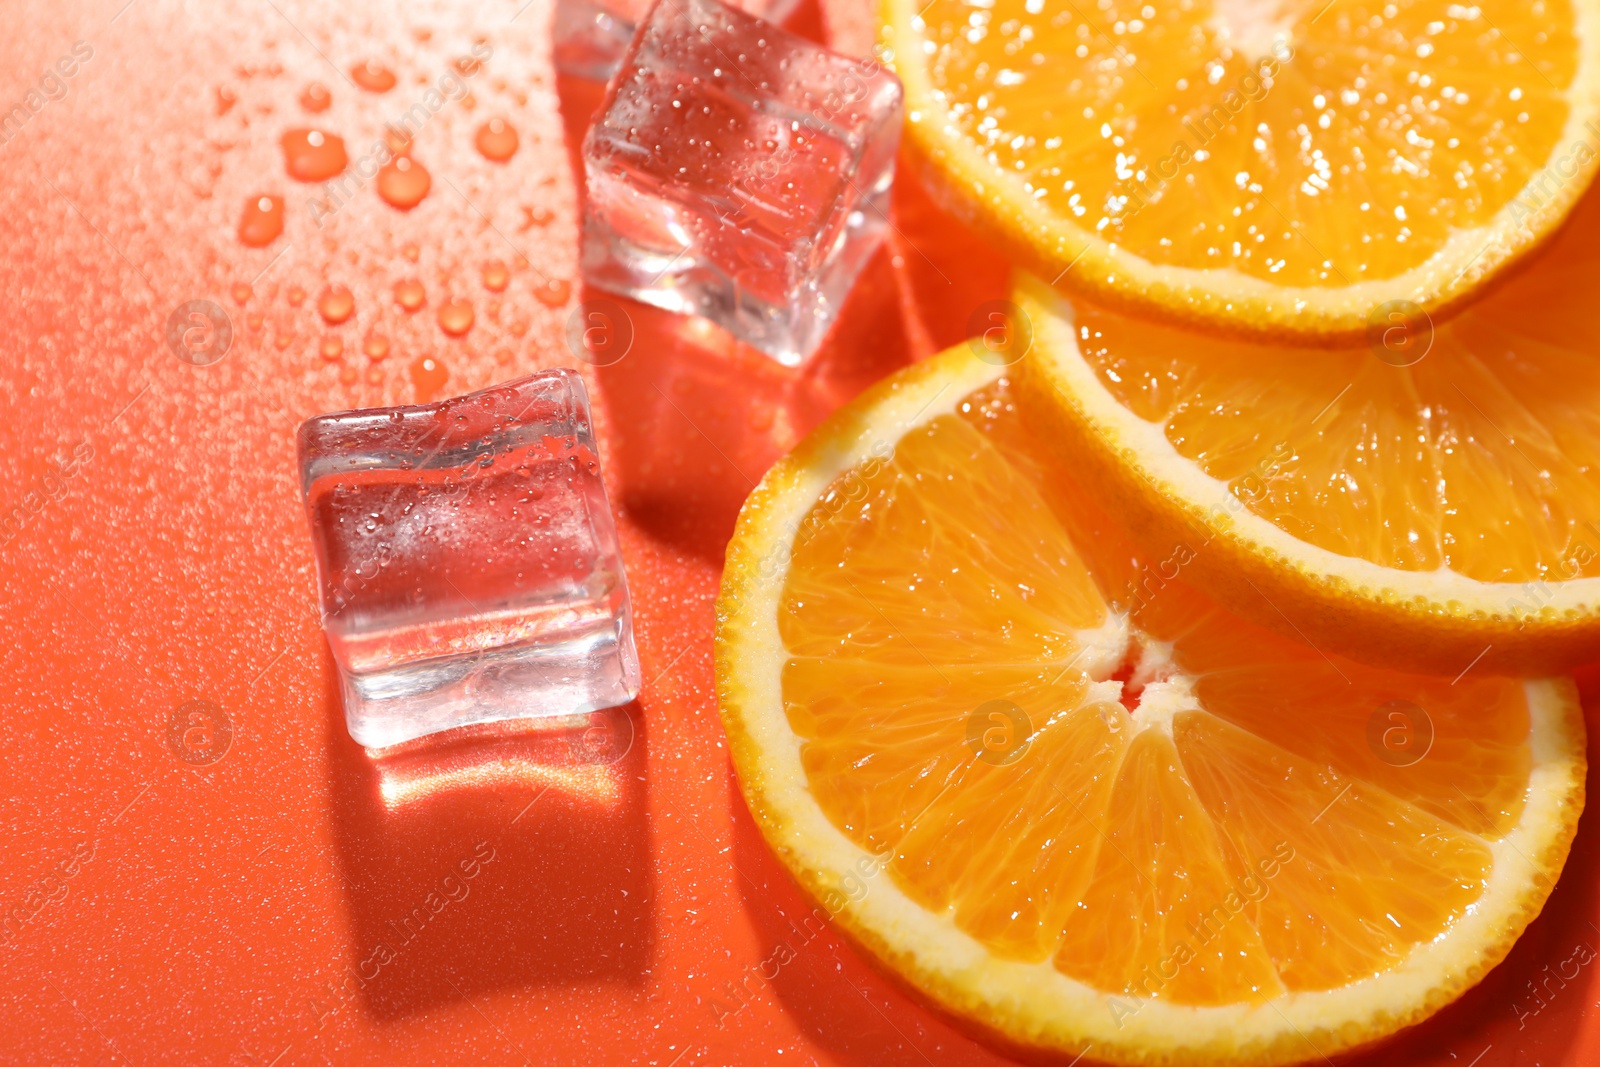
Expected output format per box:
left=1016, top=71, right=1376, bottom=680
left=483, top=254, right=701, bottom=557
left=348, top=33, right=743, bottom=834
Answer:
left=297, top=370, right=641, bottom=750
left=580, top=0, right=904, bottom=365
left=554, top=0, right=638, bottom=81
left=553, top=0, right=804, bottom=82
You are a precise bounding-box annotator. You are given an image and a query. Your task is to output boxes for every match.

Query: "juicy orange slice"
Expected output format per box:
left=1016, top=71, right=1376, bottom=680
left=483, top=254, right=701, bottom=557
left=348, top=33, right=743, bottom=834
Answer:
left=881, top=0, right=1600, bottom=343
left=716, top=346, right=1584, bottom=1066
left=1019, top=176, right=1600, bottom=676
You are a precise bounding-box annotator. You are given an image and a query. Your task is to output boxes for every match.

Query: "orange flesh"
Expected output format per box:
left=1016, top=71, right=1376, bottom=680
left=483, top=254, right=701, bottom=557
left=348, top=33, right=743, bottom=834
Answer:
left=1074, top=185, right=1600, bottom=583
left=913, top=0, right=1576, bottom=286
left=779, top=381, right=1530, bottom=1003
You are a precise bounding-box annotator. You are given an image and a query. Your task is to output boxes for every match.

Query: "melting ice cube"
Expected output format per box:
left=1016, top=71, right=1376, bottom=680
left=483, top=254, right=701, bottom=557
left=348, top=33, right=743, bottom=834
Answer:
left=580, top=0, right=904, bottom=364
left=297, top=370, right=641, bottom=749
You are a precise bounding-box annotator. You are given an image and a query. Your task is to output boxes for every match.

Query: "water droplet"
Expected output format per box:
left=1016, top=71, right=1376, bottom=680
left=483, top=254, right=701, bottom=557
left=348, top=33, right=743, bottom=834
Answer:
left=318, top=284, right=355, bottom=324
left=481, top=259, right=509, bottom=292
left=246, top=311, right=264, bottom=332
left=274, top=330, right=294, bottom=351
left=281, top=128, right=348, bottom=182
left=475, top=118, right=519, bottom=162
left=339, top=363, right=358, bottom=384
left=352, top=60, right=397, bottom=93
left=508, top=317, right=529, bottom=338
left=401, top=242, right=421, bottom=263
left=521, top=205, right=553, bottom=230
left=287, top=285, right=306, bottom=307
left=535, top=279, right=572, bottom=307
left=395, top=278, right=426, bottom=312
left=411, top=356, right=449, bottom=401
left=452, top=55, right=483, bottom=77
left=231, top=282, right=253, bottom=304
left=363, top=333, right=390, bottom=361
left=437, top=298, right=474, bottom=337
left=321, top=335, right=344, bottom=361
left=238, top=194, right=284, bottom=247
left=377, top=156, right=430, bottom=210
left=299, top=82, right=332, bottom=112
left=365, top=365, right=384, bottom=385
left=384, top=124, right=414, bottom=157
left=493, top=347, right=513, bottom=366
left=216, top=86, right=237, bottom=115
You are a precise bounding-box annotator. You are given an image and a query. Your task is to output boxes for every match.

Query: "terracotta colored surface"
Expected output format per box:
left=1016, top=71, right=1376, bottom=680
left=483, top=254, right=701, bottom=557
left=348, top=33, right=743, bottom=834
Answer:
left=0, top=1, right=1593, bottom=1065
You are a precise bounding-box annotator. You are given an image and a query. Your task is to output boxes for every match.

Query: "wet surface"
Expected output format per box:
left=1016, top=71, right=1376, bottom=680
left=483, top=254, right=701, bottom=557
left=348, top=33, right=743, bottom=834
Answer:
left=0, top=1, right=1591, bottom=1065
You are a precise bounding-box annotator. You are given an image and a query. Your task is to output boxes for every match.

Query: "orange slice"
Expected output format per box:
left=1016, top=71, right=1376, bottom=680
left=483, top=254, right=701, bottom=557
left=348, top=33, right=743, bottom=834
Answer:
left=1019, top=176, right=1600, bottom=676
left=880, top=0, right=1600, bottom=343
left=716, top=345, right=1584, bottom=1066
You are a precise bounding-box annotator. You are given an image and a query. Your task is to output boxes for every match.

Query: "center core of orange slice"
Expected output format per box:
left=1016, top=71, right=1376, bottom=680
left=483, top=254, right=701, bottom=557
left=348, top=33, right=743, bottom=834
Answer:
left=1208, top=0, right=1294, bottom=61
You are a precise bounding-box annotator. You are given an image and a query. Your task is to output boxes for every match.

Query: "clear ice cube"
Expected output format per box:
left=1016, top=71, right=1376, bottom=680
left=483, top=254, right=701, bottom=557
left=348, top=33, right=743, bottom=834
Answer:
left=553, top=0, right=804, bottom=82
left=297, top=370, right=641, bottom=750
left=580, top=0, right=904, bottom=365
left=554, top=0, right=638, bottom=81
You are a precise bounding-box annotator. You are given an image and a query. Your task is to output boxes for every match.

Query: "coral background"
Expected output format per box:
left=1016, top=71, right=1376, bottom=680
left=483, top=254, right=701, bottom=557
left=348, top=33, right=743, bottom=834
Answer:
left=0, top=0, right=1595, bottom=1063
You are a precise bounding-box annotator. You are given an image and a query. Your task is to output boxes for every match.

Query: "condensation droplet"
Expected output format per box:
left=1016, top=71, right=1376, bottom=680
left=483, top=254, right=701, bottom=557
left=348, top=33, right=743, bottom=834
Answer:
left=281, top=128, right=348, bottom=182
left=287, top=285, right=306, bottom=307
left=384, top=124, right=414, bottom=157
left=321, top=335, right=344, bottom=361
left=363, top=333, right=391, bottom=361
left=318, top=284, right=355, bottom=324
left=395, top=278, right=426, bottom=312
left=535, top=279, right=572, bottom=307
left=481, top=259, right=510, bottom=292
left=231, top=282, right=253, bottom=304
left=299, top=82, right=332, bottom=112
left=475, top=118, right=519, bottom=162
left=437, top=298, right=474, bottom=337
left=411, top=356, right=449, bottom=401
left=377, top=156, right=430, bottom=210
left=352, top=60, right=397, bottom=93
left=238, top=194, right=284, bottom=247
